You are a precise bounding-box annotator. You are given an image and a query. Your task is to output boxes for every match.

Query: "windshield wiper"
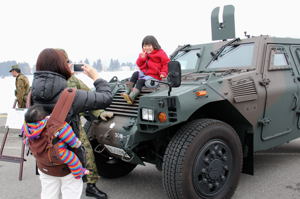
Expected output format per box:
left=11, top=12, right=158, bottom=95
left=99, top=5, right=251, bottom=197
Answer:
left=209, top=38, right=240, bottom=62
left=218, top=44, right=239, bottom=58
left=170, top=44, right=191, bottom=60
left=172, top=49, right=191, bottom=60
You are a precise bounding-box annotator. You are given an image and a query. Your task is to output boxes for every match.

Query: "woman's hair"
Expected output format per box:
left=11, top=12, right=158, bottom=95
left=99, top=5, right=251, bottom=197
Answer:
left=25, top=104, right=48, bottom=123
left=36, top=48, right=72, bottom=79
left=55, top=48, right=69, bottom=61
left=142, top=35, right=161, bottom=50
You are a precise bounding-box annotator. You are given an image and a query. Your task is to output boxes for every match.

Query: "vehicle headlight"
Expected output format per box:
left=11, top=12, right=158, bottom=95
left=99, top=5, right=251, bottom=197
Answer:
left=142, top=108, right=154, bottom=121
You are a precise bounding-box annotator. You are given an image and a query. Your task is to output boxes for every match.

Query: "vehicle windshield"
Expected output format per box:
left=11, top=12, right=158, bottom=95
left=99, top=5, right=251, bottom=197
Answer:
left=173, top=49, right=200, bottom=71
left=207, top=43, right=254, bottom=70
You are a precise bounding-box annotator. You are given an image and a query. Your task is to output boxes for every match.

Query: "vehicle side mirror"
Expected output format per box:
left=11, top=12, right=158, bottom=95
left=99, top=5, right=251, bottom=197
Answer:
left=168, top=61, right=181, bottom=87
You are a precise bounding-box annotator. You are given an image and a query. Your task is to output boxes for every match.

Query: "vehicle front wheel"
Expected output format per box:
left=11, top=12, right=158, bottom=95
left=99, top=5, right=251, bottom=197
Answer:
left=162, top=119, right=243, bottom=199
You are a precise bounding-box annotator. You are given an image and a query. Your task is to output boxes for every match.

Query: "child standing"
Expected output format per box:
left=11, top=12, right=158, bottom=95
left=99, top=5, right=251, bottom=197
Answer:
left=122, top=35, right=170, bottom=104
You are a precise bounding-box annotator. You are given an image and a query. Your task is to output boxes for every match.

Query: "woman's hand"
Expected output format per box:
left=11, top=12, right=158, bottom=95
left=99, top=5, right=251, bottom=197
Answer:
left=99, top=111, right=114, bottom=121
left=82, top=64, right=100, bottom=81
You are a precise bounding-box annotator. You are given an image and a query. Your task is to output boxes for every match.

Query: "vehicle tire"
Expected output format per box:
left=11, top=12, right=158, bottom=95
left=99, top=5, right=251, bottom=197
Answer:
left=162, top=119, right=242, bottom=199
left=91, top=140, right=137, bottom=179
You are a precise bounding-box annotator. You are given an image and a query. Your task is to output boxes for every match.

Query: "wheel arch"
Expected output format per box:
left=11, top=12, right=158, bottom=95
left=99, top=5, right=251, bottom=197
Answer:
left=134, top=100, right=254, bottom=174
left=188, top=100, right=254, bottom=175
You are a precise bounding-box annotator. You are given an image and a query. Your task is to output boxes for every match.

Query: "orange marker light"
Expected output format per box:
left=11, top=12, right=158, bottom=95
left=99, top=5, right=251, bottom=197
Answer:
left=195, top=90, right=207, bottom=96
left=158, top=112, right=167, bottom=123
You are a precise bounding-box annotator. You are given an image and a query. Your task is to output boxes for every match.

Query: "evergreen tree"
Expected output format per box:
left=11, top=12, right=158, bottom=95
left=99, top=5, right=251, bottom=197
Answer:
left=108, top=59, right=114, bottom=71
left=108, top=59, right=121, bottom=71
left=84, top=58, right=90, bottom=65
left=95, top=59, right=103, bottom=71
left=120, top=61, right=135, bottom=70
left=115, top=59, right=120, bottom=71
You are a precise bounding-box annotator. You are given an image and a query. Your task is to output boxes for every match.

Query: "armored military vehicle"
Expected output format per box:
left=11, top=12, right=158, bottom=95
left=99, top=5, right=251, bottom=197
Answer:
left=86, top=5, right=300, bottom=199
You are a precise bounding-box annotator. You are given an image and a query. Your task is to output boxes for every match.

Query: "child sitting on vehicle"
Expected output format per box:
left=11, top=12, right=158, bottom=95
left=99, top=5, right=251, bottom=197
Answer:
left=121, top=35, right=170, bottom=104
left=22, top=104, right=89, bottom=179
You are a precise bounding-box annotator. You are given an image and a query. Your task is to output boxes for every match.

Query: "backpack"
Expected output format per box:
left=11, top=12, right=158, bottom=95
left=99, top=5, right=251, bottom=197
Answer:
left=28, top=88, right=77, bottom=177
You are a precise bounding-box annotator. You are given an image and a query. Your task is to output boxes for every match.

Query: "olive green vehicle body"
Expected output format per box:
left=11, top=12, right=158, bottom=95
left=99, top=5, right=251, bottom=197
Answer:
left=86, top=5, right=300, bottom=198
left=89, top=35, right=300, bottom=174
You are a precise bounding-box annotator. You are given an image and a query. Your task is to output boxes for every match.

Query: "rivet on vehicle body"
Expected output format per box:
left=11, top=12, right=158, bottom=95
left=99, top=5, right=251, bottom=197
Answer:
left=210, top=151, right=216, bottom=156
left=158, top=100, right=164, bottom=108
left=204, top=157, right=210, bottom=164
left=221, top=176, right=226, bottom=181
left=218, top=150, right=223, bottom=156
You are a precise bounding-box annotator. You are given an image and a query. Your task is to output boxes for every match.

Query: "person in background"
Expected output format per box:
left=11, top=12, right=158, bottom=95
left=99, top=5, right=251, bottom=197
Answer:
left=9, top=64, right=30, bottom=108
left=56, top=48, right=113, bottom=199
left=121, top=35, right=170, bottom=104
left=31, top=48, right=112, bottom=199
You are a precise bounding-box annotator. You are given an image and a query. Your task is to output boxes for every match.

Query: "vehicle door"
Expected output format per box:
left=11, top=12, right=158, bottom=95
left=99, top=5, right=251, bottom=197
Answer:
left=261, top=44, right=298, bottom=141
left=290, top=45, right=300, bottom=129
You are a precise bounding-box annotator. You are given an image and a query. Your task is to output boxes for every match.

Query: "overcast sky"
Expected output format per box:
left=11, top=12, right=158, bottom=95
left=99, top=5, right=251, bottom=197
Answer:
left=1, top=0, right=300, bottom=66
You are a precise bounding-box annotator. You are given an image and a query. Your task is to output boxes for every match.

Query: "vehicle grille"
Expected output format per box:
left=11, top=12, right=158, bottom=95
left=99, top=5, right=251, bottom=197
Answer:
left=167, top=97, right=177, bottom=122
left=105, top=88, right=154, bottom=117
left=230, top=78, right=258, bottom=103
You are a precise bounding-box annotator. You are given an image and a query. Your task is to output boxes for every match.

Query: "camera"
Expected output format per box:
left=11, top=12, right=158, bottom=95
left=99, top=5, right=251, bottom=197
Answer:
left=73, top=64, right=84, bottom=72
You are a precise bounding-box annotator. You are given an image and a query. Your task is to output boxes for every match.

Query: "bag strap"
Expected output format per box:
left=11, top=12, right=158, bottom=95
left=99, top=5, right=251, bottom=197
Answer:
left=46, top=88, right=77, bottom=137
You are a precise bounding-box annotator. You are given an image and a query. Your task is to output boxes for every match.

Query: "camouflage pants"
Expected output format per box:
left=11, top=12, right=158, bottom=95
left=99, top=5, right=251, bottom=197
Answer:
left=79, top=125, right=99, bottom=184
left=17, top=98, right=27, bottom=108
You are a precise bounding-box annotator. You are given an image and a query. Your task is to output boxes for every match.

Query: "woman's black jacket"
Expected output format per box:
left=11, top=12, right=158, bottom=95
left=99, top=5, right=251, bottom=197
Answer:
left=31, top=71, right=112, bottom=135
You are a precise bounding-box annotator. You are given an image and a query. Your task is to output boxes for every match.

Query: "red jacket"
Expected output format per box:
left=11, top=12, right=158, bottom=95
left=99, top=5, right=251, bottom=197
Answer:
left=136, top=49, right=170, bottom=80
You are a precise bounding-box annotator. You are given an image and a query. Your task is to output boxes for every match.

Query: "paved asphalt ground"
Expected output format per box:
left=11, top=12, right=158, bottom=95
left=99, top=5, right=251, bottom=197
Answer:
left=1, top=114, right=300, bottom=199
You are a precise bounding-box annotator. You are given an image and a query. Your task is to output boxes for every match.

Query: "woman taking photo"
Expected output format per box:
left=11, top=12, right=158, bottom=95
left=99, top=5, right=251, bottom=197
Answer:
left=30, top=48, right=112, bottom=199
